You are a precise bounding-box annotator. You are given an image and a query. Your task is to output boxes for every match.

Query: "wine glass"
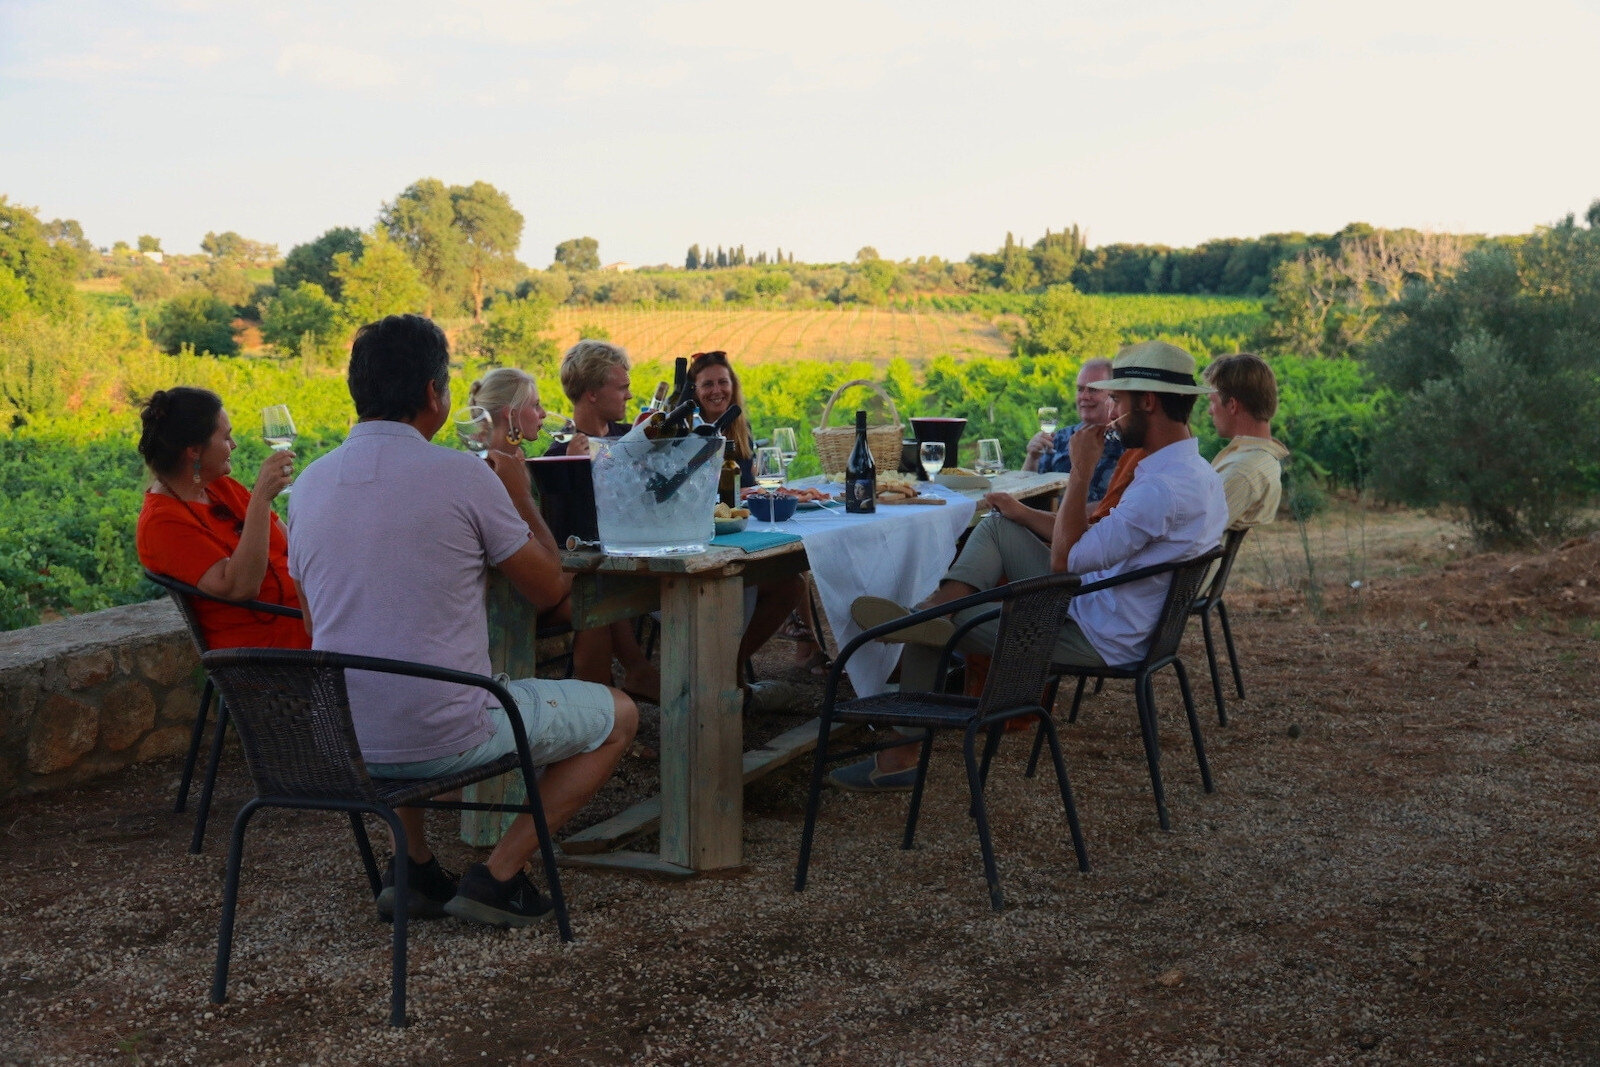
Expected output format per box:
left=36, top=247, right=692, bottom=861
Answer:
left=453, top=406, right=494, bottom=458
left=541, top=414, right=577, bottom=445
left=772, top=427, right=799, bottom=475
left=919, top=441, right=946, bottom=480
left=976, top=438, right=1004, bottom=476
left=1037, top=406, right=1060, bottom=437
left=753, top=445, right=785, bottom=525
left=261, top=404, right=296, bottom=496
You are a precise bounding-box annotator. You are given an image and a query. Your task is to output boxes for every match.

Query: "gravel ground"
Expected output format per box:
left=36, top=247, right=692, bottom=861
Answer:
left=2, top=540, right=1599, bottom=1066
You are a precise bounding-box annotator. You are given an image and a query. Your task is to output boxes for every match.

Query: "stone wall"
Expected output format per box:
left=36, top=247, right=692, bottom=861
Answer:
left=0, top=600, right=203, bottom=801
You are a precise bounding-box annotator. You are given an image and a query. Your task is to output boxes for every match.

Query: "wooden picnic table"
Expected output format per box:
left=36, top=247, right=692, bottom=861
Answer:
left=464, top=468, right=1070, bottom=875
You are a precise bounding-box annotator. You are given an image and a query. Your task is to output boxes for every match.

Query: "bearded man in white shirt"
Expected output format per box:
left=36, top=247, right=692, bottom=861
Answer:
left=836, top=340, right=1229, bottom=791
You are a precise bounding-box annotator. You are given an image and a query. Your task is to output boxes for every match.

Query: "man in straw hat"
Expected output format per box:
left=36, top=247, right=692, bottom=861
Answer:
left=836, top=340, right=1228, bottom=791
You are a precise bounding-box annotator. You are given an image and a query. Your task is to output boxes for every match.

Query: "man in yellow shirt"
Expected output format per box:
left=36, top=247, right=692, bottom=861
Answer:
left=1203, top=353, right=1288, bottom=529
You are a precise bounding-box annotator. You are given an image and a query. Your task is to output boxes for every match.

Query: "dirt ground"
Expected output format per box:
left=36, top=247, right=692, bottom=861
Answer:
left=2, top=508, right=1598, bottom=1065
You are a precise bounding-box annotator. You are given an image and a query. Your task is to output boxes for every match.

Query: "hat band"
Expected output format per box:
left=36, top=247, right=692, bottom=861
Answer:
left=1117, top=365, right=1197, bottom=387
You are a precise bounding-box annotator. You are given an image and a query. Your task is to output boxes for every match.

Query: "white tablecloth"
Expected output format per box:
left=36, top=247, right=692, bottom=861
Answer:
left=759, top=484, right=977, bottom=697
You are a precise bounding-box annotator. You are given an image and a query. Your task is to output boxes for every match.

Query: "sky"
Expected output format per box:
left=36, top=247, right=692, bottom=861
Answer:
left=3, top=0, right=1599, bottom=267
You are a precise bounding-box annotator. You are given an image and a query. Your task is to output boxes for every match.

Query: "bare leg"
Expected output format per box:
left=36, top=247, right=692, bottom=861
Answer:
left=610, top=619, right=660, bottom=702
left=391, top=807, right=432, bottom=863
left=484, top=692, right=639, bottom=881
left=737, top=574, right=805, bottom=671
left=570, top=628, right=614, bottom=686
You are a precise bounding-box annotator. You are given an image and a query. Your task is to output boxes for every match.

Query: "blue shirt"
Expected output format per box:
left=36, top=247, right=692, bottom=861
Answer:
left=1036, top=422, right=1125, bottom=502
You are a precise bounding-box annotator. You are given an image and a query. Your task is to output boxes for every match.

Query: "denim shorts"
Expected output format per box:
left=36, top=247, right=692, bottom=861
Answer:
left=366, top=676, right=615, bottom=780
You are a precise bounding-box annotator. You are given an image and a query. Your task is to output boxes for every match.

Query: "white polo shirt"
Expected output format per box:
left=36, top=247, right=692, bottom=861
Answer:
left=1066, top=438, right=1227, bottom=666
left=288, top=421, right=532, bottom=763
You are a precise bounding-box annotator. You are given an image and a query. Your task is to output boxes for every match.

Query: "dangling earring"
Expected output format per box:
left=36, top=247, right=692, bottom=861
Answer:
left=506, top=420, right=523, bottom=444
left=192, top=457, right=202, bottom=484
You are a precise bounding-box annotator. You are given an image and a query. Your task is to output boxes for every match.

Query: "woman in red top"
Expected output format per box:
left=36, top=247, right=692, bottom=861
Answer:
left=135, top=387, right=309, bottom=650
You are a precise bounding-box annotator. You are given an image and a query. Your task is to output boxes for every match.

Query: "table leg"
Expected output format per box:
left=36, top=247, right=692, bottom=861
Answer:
left=658, top=570, right=745, bottom=870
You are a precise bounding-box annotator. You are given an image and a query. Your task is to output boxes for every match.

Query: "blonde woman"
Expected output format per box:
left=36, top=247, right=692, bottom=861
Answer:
left=469, top=366, right=661, bottom=705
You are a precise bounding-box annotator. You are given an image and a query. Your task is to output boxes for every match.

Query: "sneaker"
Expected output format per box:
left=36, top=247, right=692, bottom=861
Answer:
left=743, top=679, right=799, bottom=715
left=376, top=854, right=458, bottom=922
left=444, top=862, right=554, bottom=929
left=850, top=596, right=955, bottom=647
left=826, top=756, right=920, bottom=793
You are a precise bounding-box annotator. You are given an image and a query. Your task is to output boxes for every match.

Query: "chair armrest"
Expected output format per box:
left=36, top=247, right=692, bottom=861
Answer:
left=1068, top=546, right=1226, bottom=598
left=821, top=571, right=1081, bottom=706
left=144, top=569, right=303, bottom=619
left=200, top=648, right=537, bottom=771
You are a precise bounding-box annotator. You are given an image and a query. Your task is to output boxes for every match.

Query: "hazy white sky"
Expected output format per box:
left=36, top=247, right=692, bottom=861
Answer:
left=3, top=0, right=1597, bottom=266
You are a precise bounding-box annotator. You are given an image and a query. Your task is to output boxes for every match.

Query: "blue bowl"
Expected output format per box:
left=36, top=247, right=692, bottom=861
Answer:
left=746, top=493, right=798, bottom=522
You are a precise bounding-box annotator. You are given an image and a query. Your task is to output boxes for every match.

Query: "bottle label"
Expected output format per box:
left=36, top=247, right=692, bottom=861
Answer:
left=844, top=476, right=877, bottom=513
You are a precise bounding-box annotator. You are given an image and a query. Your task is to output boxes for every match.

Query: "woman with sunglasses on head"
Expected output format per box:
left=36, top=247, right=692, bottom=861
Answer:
left=135, top=386, right=308, bottom=650
left=469, top=365, right=661, bottom=706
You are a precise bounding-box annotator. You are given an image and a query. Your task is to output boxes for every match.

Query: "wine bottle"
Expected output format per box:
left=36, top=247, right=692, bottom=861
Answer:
left=692, top=403, right=742, bottom=437
left=844, top=409, right=876, bottom=514
left=646, top=400, right=698, bottom=440
left=718, top=437, right=740, bottom=509
left=635, top=380, right=670, bottom=426
left=666, top=357, right=688, bottom=409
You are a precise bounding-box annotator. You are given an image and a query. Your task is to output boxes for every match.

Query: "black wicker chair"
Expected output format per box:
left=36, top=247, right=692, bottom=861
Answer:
left=143, top=569, right=302, bottom=853
left=1189, top=527, right=1250, bottom=726
left=795, top=571, right=1091, bottom=912
left=200, top=648, right=572, bottom=1027
left=1023, top=548, right=1226, bottom=832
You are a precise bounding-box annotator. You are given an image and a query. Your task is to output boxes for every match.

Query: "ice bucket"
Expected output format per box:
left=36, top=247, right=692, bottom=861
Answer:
left=528, top=455, right=598, bottom=546
left=591, top=434, right=724, bottom=556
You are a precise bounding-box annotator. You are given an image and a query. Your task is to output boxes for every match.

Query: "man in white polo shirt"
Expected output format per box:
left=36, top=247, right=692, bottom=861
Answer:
left=290, top=314, right=636, bottom=926
left=839, top=340, right=1228, bottom=790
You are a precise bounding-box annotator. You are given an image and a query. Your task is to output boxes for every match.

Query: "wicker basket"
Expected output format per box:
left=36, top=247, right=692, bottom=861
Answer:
left=812, top=378, right=903, bottom=476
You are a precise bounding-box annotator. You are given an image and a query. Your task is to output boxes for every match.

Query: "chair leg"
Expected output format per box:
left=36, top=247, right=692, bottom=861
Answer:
left=175, top=679, right=214, bottom=813
left=976, top=722, right=1004, bottom=797
left=1199, top=608, right=1230, bottom=727
left=1092, top=677, right=1105, bottom=695
left=1217, top=601, right=1245, bottom=700
left=1174, top=660, right=1214, bottom=794
left=794, top=726, right=834, bottom=892
left=1026, top=677, right=1062, bottom=779
left=377, top=808, right=409, bottom=1027
left=211, top=797, right=265, bottom=1008
left=1134, top=674, right=1171, bottom=831
left=1037, top=716, right=1089, bottom=872
left=901, top=732, right=937, bottom=850
left=962, top=725, right=1004, bottom=912
left=349, top=813, right=382, bottom=899
left=190, top=697, right=230, bottom=854
left=1068, top=675, right=1088, bottom=723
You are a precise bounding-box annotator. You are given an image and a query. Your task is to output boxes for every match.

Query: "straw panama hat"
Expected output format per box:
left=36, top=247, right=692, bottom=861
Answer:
left=1090, top=340, right=1215, bottom=395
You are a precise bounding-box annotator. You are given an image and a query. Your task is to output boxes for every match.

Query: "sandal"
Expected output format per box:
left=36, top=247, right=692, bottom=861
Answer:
left=794, top=645, right=834, bottom=677
left=778, top=610, right=814, bottom=643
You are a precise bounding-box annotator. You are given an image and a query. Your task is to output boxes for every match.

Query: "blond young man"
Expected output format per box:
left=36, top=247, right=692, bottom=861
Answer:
left=1203, top=353, right=1288, bottom=530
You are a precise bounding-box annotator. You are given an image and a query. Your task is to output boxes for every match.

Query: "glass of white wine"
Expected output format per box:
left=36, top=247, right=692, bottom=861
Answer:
left=542, top=414, right=577, bottom=446
left=771, top=427, right=799, bottom=475
left=453, top=406, right=494, bottom=458
left=919, top=441, right=946, bottom=480
left=753, top=445, right=785, bottom=525
left=1037, top=406, right=1060, bottom=437
left=975, top=438, right=1004, bottom=476
left=261, top=404, right=296, bottom=496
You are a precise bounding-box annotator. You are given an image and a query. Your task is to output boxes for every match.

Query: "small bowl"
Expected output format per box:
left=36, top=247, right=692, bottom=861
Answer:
left=714, top=517, right=748, bottom=536
left=745, top=494, right=798, bottom=522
